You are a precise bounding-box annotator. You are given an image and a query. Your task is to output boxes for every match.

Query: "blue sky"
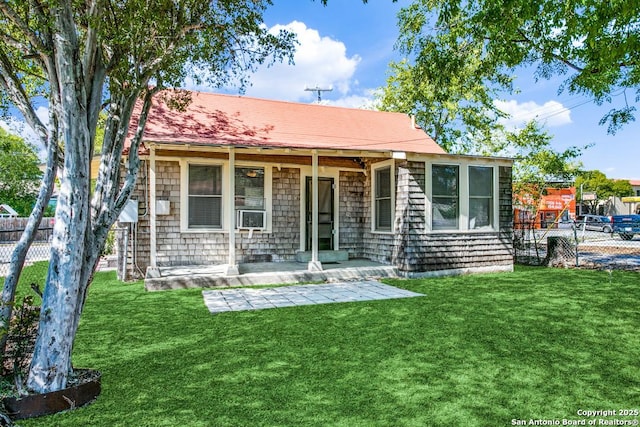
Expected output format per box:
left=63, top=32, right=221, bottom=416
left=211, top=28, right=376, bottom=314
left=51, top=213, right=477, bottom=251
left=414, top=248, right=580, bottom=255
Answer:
left=217, top=0, right=640, bottom=180
left=2, top=1, right=638, bottom=180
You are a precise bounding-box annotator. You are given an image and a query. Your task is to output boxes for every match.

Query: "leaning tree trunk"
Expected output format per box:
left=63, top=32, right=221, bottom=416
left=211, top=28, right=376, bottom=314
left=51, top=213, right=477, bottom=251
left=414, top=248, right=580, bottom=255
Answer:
left=0, top=137, right=57, bottom=360
left=26, top=87, right=155, bottom=393
left=544, top=236, right=576, bottom=267
left=25, top=3, right=93, bottom=391
left=26, top=124, right=91, bottom=393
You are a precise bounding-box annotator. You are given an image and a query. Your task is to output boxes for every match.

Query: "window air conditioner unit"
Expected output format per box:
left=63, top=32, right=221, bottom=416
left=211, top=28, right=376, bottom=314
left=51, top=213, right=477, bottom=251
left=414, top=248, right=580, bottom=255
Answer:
left=237, top=209, right=266, bottom=230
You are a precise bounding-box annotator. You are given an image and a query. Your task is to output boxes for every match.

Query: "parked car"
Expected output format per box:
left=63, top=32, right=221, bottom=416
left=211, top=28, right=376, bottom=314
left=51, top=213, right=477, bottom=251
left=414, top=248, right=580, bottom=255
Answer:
left=573, top=215, right=613, bottom=233
left=611, top=214, right=640, bottom=240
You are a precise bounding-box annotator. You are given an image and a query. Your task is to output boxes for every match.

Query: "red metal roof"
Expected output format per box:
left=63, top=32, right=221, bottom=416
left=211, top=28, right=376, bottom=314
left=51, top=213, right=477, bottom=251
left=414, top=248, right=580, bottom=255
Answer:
left=128, top=90, right=444, bottom=155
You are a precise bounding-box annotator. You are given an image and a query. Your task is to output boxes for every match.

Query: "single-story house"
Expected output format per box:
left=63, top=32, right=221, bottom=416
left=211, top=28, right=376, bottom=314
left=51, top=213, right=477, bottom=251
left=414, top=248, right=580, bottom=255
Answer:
left=118, top=90, right=513, bottom=288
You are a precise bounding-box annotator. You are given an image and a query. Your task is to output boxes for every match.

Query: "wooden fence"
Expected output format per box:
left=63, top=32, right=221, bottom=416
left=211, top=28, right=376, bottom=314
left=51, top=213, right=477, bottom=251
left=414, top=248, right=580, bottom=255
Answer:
left=0, top=218, right=55, bottom=242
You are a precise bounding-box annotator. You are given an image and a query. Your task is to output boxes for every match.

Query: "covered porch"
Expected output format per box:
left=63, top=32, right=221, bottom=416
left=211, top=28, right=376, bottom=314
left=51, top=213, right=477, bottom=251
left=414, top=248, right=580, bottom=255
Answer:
left=144, top=258, right=398, bottom=291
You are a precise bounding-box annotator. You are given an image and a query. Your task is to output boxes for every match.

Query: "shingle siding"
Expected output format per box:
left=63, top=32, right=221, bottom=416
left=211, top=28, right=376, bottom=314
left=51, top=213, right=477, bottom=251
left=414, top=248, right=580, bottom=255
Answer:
left=338, top=171, right=366, bottom=258
left=118, top=157, right=513, bottom=279
left=389, top=161, right=513, bottom=275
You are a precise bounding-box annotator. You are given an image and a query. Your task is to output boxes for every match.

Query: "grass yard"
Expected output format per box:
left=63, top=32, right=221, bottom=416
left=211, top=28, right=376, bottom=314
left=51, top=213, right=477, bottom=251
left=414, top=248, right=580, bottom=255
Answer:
left=12, top=266, right=640, bottom=427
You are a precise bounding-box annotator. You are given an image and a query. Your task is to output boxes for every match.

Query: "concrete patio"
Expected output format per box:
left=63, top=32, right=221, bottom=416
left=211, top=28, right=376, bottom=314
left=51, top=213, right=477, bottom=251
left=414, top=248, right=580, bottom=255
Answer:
left=145, top=258, right=399, bottom=291
left=202, top=280, right=424, bottom=314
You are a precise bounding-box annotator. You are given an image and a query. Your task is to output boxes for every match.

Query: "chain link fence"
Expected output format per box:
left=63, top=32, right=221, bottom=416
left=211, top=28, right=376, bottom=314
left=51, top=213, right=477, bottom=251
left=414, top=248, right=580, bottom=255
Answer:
left=514, top=220, right=640, bottom=270
left=3, top=216, right=640, bottom=285
left=0, top=218, right=54, bottom=287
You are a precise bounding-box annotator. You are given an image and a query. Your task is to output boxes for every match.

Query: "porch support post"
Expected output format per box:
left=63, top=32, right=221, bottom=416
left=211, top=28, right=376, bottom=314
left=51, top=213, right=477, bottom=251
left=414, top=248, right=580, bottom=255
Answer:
left=308, top=150, right=323, bottom=271
left=149, top=146, right=157, bottom=270
left=225, top=147, right=239, bottom=276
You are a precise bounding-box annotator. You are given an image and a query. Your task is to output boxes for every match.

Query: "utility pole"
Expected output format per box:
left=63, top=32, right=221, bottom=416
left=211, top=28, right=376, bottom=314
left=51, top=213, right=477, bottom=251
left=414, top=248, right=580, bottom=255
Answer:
left=579, top=182, right=583, bottom=216
left=304, top=85, right=333, bottom=103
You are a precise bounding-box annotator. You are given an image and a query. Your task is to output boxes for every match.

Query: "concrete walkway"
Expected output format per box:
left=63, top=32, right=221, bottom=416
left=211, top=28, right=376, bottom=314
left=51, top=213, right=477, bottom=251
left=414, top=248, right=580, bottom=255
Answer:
left=202, top=280, right=424, bottom=314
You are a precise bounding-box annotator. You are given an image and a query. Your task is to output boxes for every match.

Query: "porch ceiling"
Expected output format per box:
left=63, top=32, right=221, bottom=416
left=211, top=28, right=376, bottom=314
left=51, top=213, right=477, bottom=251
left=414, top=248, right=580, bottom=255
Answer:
left=150, top=147, right=366, bottom=169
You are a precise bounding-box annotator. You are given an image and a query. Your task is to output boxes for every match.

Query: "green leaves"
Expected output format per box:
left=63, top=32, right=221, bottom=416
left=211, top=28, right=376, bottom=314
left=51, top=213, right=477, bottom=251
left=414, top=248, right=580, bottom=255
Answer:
left=0, top=128, right=42, bottom=216
left=504, top=121, right=584, bottom=190
left=380, top=0, right=516, bottom=153
left=391, top=0, right=640, bottom=134
left=575, top=169, right=633, bottom=210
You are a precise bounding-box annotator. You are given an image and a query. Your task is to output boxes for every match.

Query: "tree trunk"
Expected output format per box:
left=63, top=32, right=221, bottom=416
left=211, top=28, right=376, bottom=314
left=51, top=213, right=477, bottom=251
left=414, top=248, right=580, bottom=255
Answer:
left=25, top=1, right=92, bottom=392
left=26, top=136, right=91, bottom=392
left=25, top=77, right=153, bottom=395
left=544, top=236, right=576, bottom=267
left=0, top=117, right=58, bottom=362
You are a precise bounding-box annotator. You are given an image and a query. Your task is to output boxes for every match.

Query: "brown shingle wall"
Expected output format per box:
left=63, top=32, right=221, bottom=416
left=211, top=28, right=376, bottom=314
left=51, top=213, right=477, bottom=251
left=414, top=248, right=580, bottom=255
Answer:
left=338, top=171, right=366, bottom=258
left=152, top=164, right=303, bottom=266
left=119, top=159, right=513, bottom=277
left=388, top=161, right=513, bottom=273
left=360, top=160, right=396, bottom=264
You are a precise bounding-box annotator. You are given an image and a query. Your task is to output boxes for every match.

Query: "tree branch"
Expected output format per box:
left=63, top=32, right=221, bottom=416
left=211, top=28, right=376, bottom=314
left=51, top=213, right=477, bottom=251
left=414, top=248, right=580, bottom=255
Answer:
left=0, top=0, right=48, bottom=54
left=513, top=29, right=585, bottom=72
left=0, top=51, right=49, bottom=146
left=83, top=0, right=106, bottom=148
left=114, top=87, right=159, bottom=215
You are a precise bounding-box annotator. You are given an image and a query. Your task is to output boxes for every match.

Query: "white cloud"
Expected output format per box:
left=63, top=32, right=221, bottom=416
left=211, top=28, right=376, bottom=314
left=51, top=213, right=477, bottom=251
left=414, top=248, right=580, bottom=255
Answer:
left=494, top=99, right=572, bottom=129
left=245, top=21, right=361, bottom=102
left=331, top=89, right=381, bottom=110
left=184, top=21, right=365, bottom=104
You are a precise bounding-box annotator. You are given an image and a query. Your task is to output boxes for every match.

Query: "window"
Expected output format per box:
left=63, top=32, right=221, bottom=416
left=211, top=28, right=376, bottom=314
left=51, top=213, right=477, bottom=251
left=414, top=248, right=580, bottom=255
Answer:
left=468, top=166, right=493, bottom=229
left=375, top=166, right=392, bottom=231
left=188, top=165, right=222, bottom=228
left=235, top=167, right=265, bottom=210
left=432, top=165, right=459, bottom=230
left=235, top=167, right=265, bottom=229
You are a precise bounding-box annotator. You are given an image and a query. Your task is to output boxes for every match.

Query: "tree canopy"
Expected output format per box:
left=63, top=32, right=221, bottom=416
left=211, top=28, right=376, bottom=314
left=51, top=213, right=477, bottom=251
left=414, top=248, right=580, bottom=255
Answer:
left=575, top=170, right=633, bottom=213
left=506, top=121, right=583, bottom=185
left=379, top=47, right=510, bottom=153
left=0, top=128, right=42, bottom=216
left=383, top=0, right=639, bottom=141
left=1, top=0, right=294, bottom=394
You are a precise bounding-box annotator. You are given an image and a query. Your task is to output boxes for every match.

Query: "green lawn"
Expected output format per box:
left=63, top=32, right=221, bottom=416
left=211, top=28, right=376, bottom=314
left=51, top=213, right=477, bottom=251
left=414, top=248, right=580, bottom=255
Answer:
left=14, top=266, right=640, bottom=427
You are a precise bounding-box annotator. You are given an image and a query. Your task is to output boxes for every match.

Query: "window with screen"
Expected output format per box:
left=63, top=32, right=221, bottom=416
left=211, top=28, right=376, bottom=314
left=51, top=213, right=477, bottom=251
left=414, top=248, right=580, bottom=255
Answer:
left=375, top=166, right=392, bottom=231
left=432, top=164, right=459, bottom=230
left=188, top=165, right=222, bottom=228
left=235, top=167, right=265, bottom=210
left=468, top=166, right=493, bottom=229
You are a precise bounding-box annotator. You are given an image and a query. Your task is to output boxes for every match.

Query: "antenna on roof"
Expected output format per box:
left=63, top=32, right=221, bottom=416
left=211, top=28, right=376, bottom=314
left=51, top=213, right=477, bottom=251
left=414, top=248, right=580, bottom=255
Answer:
left=304, top=85, right=333, bottom=103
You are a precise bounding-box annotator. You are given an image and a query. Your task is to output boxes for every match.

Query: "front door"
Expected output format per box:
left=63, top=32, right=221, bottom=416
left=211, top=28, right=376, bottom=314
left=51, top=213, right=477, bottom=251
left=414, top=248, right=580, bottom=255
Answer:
left=306, top=177, right=334, bottom=251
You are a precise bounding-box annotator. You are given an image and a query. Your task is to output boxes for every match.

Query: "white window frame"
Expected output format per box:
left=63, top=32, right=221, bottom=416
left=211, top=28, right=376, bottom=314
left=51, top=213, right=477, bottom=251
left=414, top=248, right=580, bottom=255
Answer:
left=371, top=160, right=395, bottom=234
left=179, top=159, right=272, bottom=233
left=426, top=161, right=498, bottom=232
left=234, top=162, right=272, bottom=232
left=468, top=165, right=496, bottom=231
left=429, top=162, right=461, bottom=231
